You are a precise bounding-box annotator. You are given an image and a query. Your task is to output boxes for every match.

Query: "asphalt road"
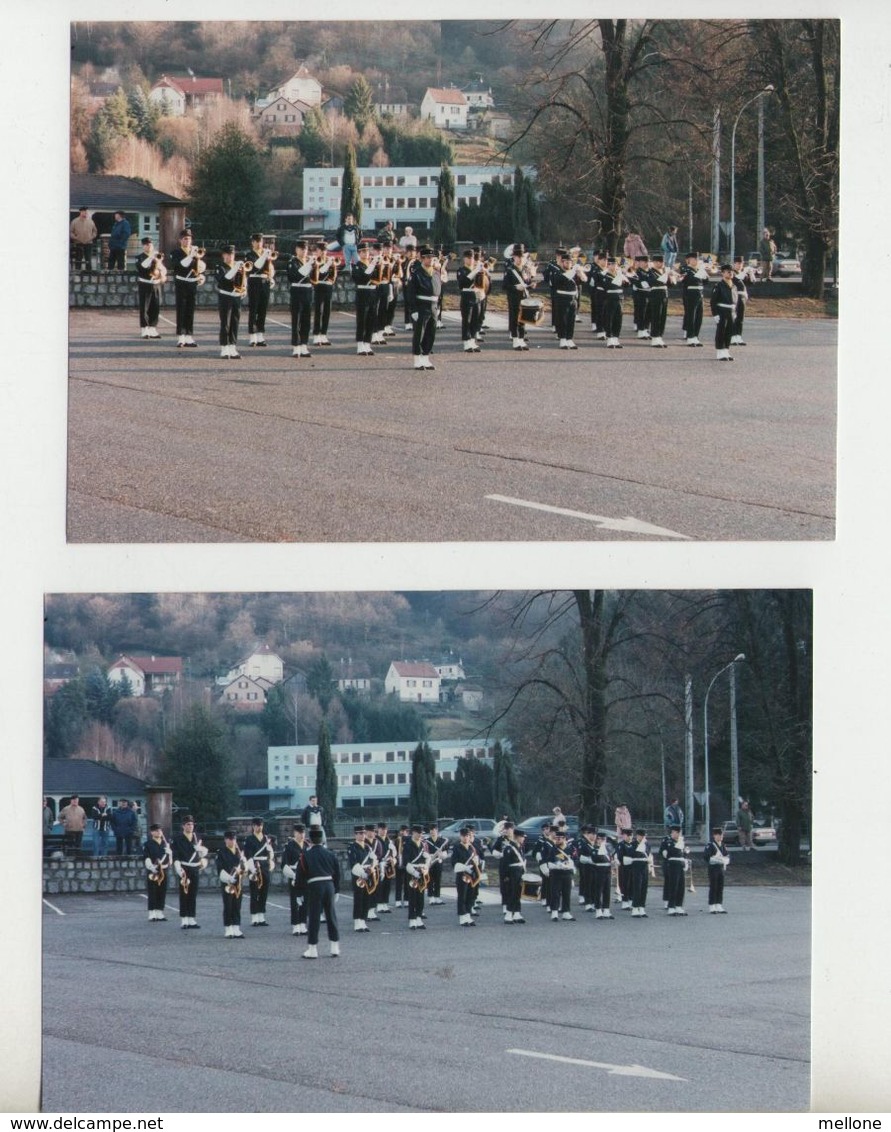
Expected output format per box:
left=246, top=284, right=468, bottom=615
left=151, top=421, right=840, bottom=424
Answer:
left=42, top=885, right=810, bottom=1112
left=67, top=308, right=836, bottom=542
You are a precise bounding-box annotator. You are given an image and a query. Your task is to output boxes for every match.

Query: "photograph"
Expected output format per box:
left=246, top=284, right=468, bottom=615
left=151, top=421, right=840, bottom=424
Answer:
left=66, top=18, right=838, bottom=543
left=42, top=589, right=812, bottom=1113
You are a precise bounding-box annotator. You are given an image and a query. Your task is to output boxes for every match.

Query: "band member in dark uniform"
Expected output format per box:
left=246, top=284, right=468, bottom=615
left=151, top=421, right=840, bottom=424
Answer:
left=552, top=249, right=582, bottom=350
left=171, top=815, right=208, bottom=929
left=576, top=825, right=597, bottom=910
left=591, top=832, right=615, bottom=919
left=245, top=233, right=274, bottom=347
left=287, top=240, right=315, bottom=357
left=661, top=825, right=689, bottom=915
left=214, top=245, right=245, bottom=359
left=488, top=820, right=513, bottom=913
left=704, top=827, right=730, bottom=913
left=136, top=237, right=165, bottom=339
left=474, top=246, right=491, bottom=337
left=631, top=253, right=651, bottom=338
left=299, top=827, right=341, bottom=958
left=502, top=244, right=533, bottom=351
left=312, top=240, right=337, bottom=346
left=425, top=823, right=449, bottom=904
left=352, top=243, right=378, bottom=356
left=548, top=830, right=576, bottom=920
left=404, top=246, right=441, bottom=370
left=588, top=250, right=609, bottom=336
left=243, top=817, right=275, bottom=927
left=392, top=824, right=410, bottom=908
left=371, top=242, right=392, bottom=347
left=500, top=828, right=527, bottom=923
left=602, top=258, right=630, bottom=348
left=451, top=826, right=481, bottom=927
left=679, top=251, right=710, bottom=346
left=143, top=824, right=172, bottom=921
left=646, top=253, right=674, bottom=348
left=348, top=826, right=374, bottom=932
left=711, top=263, right=740, bottom=361
left=622, top=829, right=653, bottom=918
left=456, top=248, right=483, bottom=352
left=616, top=827, right=634, bottom=908
left=216, top=831, right=247, bottom=939
left=281, top=823, right=308, bottom=935
left=731, top=255, right=758, bottom=346
left=364, top=825, right=381, bottom=921
left=169, top=229, right=203, bottom=348
left=403, top=826, right=430, bottom=929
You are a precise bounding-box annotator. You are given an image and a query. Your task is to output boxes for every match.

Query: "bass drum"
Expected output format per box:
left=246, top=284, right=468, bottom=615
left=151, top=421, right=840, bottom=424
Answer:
left=519, top=297, right=545, bottom=324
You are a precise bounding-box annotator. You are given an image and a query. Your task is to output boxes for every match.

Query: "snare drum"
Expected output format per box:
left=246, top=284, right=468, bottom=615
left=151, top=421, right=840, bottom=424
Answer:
left=520, top=872, right=542, bottom=900
left=519, top=297, right=545, bottom=325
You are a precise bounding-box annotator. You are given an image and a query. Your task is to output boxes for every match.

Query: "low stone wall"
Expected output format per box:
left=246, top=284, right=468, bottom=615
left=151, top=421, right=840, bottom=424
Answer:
left=69, top=271, right=357, bottom=309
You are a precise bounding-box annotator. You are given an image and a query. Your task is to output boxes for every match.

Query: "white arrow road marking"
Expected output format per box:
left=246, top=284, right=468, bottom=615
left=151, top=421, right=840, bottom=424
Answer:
left=486, top=494, right=691, bottom=539
left=42, top=899, right=66, bottom=916
left=507, top=1049, right=686, bottom=1081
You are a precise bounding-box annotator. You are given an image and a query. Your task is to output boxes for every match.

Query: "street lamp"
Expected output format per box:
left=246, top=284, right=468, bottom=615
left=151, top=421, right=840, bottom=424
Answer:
left=730, top=87, right=774, bottom=262
left=703, top=654, right=746, bottom=836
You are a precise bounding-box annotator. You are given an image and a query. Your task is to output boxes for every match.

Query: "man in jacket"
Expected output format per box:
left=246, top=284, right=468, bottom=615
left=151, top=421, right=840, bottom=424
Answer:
left=59, top=795, right=86, bottom=855
left=111, top=797, right=138, bottom=855
left=70, top=207, right=98, bottom=271
left=337, top=214, right=362, bottom=268
left=107, top=211, right=132, bottom=270
left=91, top=796, right=113, bottom=856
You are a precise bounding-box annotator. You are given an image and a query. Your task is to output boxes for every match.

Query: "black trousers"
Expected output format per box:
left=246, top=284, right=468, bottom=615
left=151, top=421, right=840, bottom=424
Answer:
left=630, top=863, right=649, bottom=908
left=456, top=875, right=476, bottom=917
left=221, top=886, right=242, bottom=927
left=617, top=861, right=632, bottom=900
left=428, top=863, right=443, bottom=898
left=248, top=871, right=269, bottom=914
left=306, top=880, right=339, bottom=944
left=504, top=868, right=522, bottom=915
left=708, top=864, right=726, bottom=906
left=666, top=863, right=686, bottom=907
left=290, top=288, right=312, bottom=346
left=460, top=293, right=481, bottom=341
left=352, top=881, right=370, bottom=921
left=108, top=248, right=127, bottom=270
left=683, top=292, right=704, bottom=338
left=174, top=281, right=197, bottom=335
left=247, top=279, right=270, bottom=334
left=578, top=864, right=594, bottom=904
left=147, top=876, right=168, bottom=912
left=138, top=283, right=160, bottom=329
left=412, top=304, right=436, bottom=356
left=313, top=284, right=334, bottom=335
left=592, top=290, right=606, bottom=330
left=603, top=296, right=623, bottom=338
left=218, top=293, right=241, bottom=346
left=375, top=284, right=390, bottom=333
left=355, top=289, right=376, bottom=343
left=715, top=310, right=734, bottom=350
left=732, top=298, right=747, bottom=338
left=407, top=878, right=425, bottom=920
left=177, top=870, right=199, bottom=918
left=633, top=290, right=650, bottom=330
left=550, top=870, right=572, bottom=914
left=378, top=873, right=392, bottom=905
left=115, top=835, right=134, bottom=855
left=649, top=292, right=668, bottom=337
left=72, top=243, right=94, bottom=270
left=506, top=292, right=526, bottom=339
left=289, top=883, right=307, bottom=927
left=554, top=293, right=578, bottom=340
left=592, top=866, right=611, bottom=910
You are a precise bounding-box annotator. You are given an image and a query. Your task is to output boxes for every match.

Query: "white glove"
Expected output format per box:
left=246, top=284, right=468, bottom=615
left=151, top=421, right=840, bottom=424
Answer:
left=411, top=312, right=418, bottom=322
left=144, top=858, right=155, bottom=871
left=407, top=864, right=419, bottom=877
left=454, top=862, right=466, bottom=873
left=641, top=281, right=650, bottom=290
left=714, top=315, right=721, bottom=323
left=540, top=863, right=550, bottom=876
left=282, top=864, right=296, bottom=882
left=174, top=861, right=183, bottom=877
left=219, top=870, right=235, bottom=885
left=351, top=863, right=366, bottom=878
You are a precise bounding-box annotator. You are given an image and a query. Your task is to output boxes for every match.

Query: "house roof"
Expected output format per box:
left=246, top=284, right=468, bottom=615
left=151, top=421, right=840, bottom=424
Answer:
left=424, top=88, right=468, bottom=106
left=70, top=174, right=185, bottom=211
left=44, top=758, right=149, bottom=795
left=219, top=674, right=266, bottom=692
left=153, top=75, right=224, bottom=96
left=390, top=661, right=440, bottom=679
left=129, top=655, right=183, bottom=675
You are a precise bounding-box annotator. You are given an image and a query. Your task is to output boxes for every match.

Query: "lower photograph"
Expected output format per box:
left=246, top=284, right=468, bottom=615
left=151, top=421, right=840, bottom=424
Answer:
left=42, top=589, right=811, bottom=1113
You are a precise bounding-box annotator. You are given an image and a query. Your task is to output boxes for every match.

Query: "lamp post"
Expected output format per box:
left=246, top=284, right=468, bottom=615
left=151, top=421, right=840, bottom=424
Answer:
left=730, top=87, right=774, bottom=262
left=703, top=654, right=746, bottom=836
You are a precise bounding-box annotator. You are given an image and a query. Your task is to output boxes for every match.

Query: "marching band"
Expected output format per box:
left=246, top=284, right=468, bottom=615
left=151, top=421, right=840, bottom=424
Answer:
left=136, top=230, right=756, bottom=364
left=142, top=816, right=733, bottom=942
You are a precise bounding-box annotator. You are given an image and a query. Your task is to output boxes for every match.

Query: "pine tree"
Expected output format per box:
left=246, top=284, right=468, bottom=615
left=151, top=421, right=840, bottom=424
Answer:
left=339, top=143, right=362, bottom=226
left=431, top=163, right=457, bottom=250
left=409, top=742, right=438, bottom=825
left=512, top=166, right=534, bottom=247
left=493, top=742, right=521, bottom=821
left=343, top=76, right=376, bottom=134
left=315, top=721, right=338, bottom=834
left=161, top=705, right=237, bottom=822
left=187, top=123, right=268, bottom=241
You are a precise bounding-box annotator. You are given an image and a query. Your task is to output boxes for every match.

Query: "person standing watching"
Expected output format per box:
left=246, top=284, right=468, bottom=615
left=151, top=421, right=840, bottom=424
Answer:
left=737, top=800, right=754, bottom=850
left=759, top=228, right=777, bottom=280
left=107, top=211, right=132, bottom=270
left=660, top=225, right=679, bottom=271
left=70, top=207, right=98, bottom=271
left=59, top=795, right=86, bottom=855
left=664, top=797, right=684, bottom=835
left=91, top=796, right=113, bottom=856
left=111, top=797, right=137, bottom=855
left=337, top=213, right=362, bottom=269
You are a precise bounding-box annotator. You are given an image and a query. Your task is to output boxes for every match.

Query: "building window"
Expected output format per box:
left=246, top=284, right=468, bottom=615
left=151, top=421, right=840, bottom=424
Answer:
left=385, top=198, right=394, bottom=208
left=396, top=176, right=405, bottom=186
left=386, top=774, right=395, bottom=784
left=386, top=751, right=395, bottom=762
left=307, top=754, right=316, bottom=765
left=352, top=774, right=361, bottom=785
left=363, top=775, right=372, bottom=785
left=407, top=197, right=416, bottom=208
left=363, top=176, right=372, bottom=186
left=374, top=176, right=384, bottom=187
left=419, top=176, right=428, bottom=186
left=397, top=773, right=407, bottom=784
left=352, top=753, right=361, bottom=763
left=396, top=198, right=405, bottom=208
left=340, top=753, right=350, bottom=764
left=418, top=198, right=428, bottom=208
left=385, top=176, right=395, bottom=186
left=468, top=197, right=478, bottom=207
left=363, top=198, right=372, bottom=209
left=397, top=751, right=406, bottom=762
left=247, top=692, right=258, bottom=701
left=363, top=752, right=372, bottom=763
left=295, top=754, right=304, bottom=765
left=457, top=174, right=466, bottom=185
left=374, top=774, right=384, bottom=785
left=330, top=176, right=339, bottom=187
left=441, top=771, right=452, bottom=781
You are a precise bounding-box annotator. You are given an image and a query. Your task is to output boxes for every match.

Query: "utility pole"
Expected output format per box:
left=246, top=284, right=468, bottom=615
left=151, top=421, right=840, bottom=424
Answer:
left=711, top=108, right=721, bottom=255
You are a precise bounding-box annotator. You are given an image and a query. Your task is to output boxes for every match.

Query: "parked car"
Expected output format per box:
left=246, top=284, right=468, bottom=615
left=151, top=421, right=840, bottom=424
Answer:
left=721, top=819, right=777, bottom=846
left=772, top=251, right=802, bottom=276
left=515, top=814, right=580, bottom=843
left=438, top=818, right=498, bottom=846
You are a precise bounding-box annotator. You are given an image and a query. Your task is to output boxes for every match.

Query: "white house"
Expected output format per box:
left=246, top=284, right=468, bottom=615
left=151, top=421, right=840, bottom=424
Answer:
left=148, top=75, right=223, bottom=116
left=435, top=659, right=466, bottom=681
left=223, top=645, right=284, bottom=686
left=267, top=66, right=322, bottom=108
left=421, top=87, right=469, bottom=130
left=254, top=95, right=312, bottom=134
left=218, top=675, right=267, bottom=712
left=148, top=77, right=186, bottom=116
left=460, top=686, right=484, bottom=713
left=384, top=661, right=441, bottom=704
left=461, top=76, right=495, bottom=110
left=107, top=654, right=183, bottom=696
left=107, top=656, right=146, bottom=697
left=337, top=660, right=372, bottom=695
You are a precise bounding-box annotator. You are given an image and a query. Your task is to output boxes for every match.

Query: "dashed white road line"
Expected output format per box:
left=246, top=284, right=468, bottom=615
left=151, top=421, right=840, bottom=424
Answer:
left=506, top=1048, right=686, bottom=1081
left=43, top=899, right=66, bottom=916
left=485, top=494, right=691, bottom=539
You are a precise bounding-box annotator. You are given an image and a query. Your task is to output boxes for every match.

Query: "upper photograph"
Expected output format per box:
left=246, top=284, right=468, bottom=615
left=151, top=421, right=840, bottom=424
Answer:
left=67, top=19, right=838, bottom=543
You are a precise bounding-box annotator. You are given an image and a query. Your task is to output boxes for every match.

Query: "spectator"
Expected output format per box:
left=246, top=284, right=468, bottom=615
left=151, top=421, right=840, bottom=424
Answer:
left=623, top=231, right=648, bottom=260
left=660, top=225, right=679, bottom=271
left=59, top=795, right=87, bottom=854
left=111, top=797, right=138, bottom=855
left=737, top=799, right=754, bottom=850
left=337, top=214, right=362, bottom=268
left=301, top=795, right=326, bottom=843
left=380, top=219, right=398, bottom=245
left=91, top=795, right=113, bottom=856
left=614, top=803, right=632, bottom=839
left=44, top=797, right=55, bottom=834
left=130, top=800, right=146, bottom=842
left=107, top=211, right=132, bottom=270
left=759, top=228, right=777, bottom=280
left=398, top=226, right=417, bottom=252
left=70, top=207, right=98, bottom=272
left=664, top=796, right=684, bottom=834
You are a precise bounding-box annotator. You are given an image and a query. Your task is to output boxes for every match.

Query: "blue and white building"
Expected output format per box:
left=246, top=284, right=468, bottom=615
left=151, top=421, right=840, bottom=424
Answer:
left=267, top=737, right=504, bottom=811
left=302, top=164, right=534, bottom=232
